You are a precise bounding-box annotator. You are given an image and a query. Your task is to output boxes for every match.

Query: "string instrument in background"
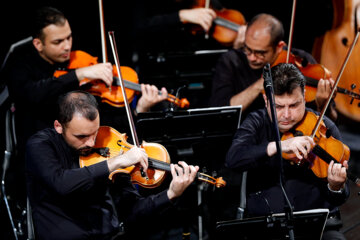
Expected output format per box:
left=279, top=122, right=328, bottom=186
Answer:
left=312, top=0, right=360, bottom=121
left=281, top=29, right=360, bottom=186
left=55, top=0, right=189, bottom=108
left=79, top=31, right=226, bottom=189
left=271, top=0, right=360, bottom=105
left=271, top=0, right=333, bottom=103
left=191, top=0, right=246, bottom=46
left=272, top=50, right=360, bottom=103
left=53, top=51, right=190, bottom=108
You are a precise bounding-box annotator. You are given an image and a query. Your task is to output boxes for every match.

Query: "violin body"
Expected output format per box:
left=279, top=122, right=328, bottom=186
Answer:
left=212, top=8, right=246, bottom=46
left=53, top=50, right=138, bottom=107
left=80, top=66, right=138, bottom=107
left=79, top=126, right=170, bottom=188
left=312, top=0, right=360, bottom=121
left=53, top=50, right=98, bottom=77
left=282, top=111, right=350, bottom=178
left=54, top=50, right=190, bottom=108
left=54, top=51, right=189, bottom=108
left=191, top=0, right=245, bottom=45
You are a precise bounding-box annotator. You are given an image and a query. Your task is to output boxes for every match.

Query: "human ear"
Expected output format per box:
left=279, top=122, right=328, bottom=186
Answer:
left=262, top=93, right=268, bottom=107
left=54, top=120, right=63, bottom=134
left=276, top=40, right=286, bottom=54
left=32, top=38, right=43, bottom=52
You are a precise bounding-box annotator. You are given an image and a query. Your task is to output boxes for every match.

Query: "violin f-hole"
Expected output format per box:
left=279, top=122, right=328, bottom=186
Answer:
left=342, top=37, right=348, bottom=46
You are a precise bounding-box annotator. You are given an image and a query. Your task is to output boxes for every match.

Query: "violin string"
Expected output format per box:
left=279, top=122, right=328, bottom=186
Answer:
left=91, top=143, right=222, bottom=186
left=100, top=146, right=170, bottom=170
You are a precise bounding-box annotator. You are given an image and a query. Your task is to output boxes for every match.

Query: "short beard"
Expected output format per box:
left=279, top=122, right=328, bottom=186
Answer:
left=77, top=147, right=93, bottom=156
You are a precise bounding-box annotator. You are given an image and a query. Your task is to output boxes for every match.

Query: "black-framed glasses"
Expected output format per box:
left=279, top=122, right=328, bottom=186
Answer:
left=241, top=44, right=269, bottom=59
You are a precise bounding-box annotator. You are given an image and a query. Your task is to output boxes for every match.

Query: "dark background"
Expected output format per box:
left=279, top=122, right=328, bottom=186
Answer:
left=0, top=0, right=334, bottom=70
left=2, top=1, right=360, bottom=239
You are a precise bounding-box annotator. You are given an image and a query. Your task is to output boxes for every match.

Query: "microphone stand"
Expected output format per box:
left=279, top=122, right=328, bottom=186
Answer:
left=263, top=63, right=295, bottom=240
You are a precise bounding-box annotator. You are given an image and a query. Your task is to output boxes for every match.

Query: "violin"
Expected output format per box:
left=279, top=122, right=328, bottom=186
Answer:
left=191, top=0, right=246, bottom=46
left=79, top=126, right=226, bottom=188
left=281, top=110, right=360, bottom=186
left=276, top=0, right=360, bottom=185
left=272, top=50, right=360, bottom=103
left=54, top=0, right=189, bottom=109
left=281, top=111, right=360, bottom=186
left=312, top=0, right=360, bottom=122
left=53, top=50, right=190, bottom=108
left=280, top=26, right=360, bottom=184
left=281, top=111, right=349, bottom=176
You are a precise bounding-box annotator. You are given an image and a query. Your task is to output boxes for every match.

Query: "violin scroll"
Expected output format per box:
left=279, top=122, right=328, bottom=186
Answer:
left=167, top=94, right=190, bottom=108
left=198, top=173, right=226, bottom=188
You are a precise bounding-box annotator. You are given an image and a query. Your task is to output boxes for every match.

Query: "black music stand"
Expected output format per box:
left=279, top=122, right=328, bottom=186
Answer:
left=136, top=105, right=242, bottom=171
left=136, top=105, right=242, bottom=239
left=215, top=208, right=329, bottom=240
left=136, top=105, right=242, bottom=144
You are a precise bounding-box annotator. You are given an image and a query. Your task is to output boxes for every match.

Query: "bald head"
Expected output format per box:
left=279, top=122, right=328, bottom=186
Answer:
left=246, top=14, right=284, bottom=48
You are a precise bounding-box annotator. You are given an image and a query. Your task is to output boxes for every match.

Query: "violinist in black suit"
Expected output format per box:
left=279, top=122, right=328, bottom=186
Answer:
left=226, top=63, right=349, bottom=240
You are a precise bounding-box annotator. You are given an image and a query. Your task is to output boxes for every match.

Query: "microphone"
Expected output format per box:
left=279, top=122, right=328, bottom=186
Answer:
left=263, top=63, right=274, bottom=103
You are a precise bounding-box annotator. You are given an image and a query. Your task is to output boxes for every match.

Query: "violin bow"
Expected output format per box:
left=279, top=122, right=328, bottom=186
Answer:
left=311, top=30, right=360, bottom=138
left=286, top=0, right=297, bottom=63
left=204, top=0, right=210, bottom=39
left=108, top=31, right=140, bottom=147
left=98, top=0, right=112, bottom=92
left=98, top=0, right=107, bottom=63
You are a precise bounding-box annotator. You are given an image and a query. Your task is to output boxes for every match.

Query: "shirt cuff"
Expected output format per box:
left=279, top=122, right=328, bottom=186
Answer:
left=327, top=183, right=344, bottom=194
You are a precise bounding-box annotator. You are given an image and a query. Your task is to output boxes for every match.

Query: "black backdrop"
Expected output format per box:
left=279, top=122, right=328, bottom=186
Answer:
left=0, top=0, right=337, bottom=239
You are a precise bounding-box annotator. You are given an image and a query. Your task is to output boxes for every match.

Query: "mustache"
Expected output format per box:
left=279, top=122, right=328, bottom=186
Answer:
left=77, top=146, right=93, bottom=156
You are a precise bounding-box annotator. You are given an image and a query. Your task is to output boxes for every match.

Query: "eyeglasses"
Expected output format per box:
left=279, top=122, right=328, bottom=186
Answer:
left=241, top=44, right=269, bottom=59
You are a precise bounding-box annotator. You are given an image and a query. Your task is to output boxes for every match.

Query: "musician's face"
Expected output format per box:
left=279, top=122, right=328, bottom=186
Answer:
left=54, top=113, right=100, bottom=156
left=33, top=20, right=73, bottom=65
left=265, top=87, right=306, bottom=133
left=244, top=23, right=283, bottom=70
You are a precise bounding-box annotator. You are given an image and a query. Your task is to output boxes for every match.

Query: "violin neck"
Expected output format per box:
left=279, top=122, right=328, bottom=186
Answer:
left=213, top=17, right=240, bottom=31
left=312, top=144, right=360, bottom=186
left=113, top=76, right=166, bottom=97
left=312, top=144, right=337, bottom=165
left=113, top=76, right=142, bottom=92
left=148, top=157, right=202, bottom=178
left=148, top=157, right=171, bottom=172
left=305, top=76, right=360, bottom=99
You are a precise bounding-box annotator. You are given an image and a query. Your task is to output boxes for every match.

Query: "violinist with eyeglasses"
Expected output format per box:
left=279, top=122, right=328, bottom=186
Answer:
left=209, top=13, right=338, bottom=122
left=226, top=63, right=349, bottom=240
